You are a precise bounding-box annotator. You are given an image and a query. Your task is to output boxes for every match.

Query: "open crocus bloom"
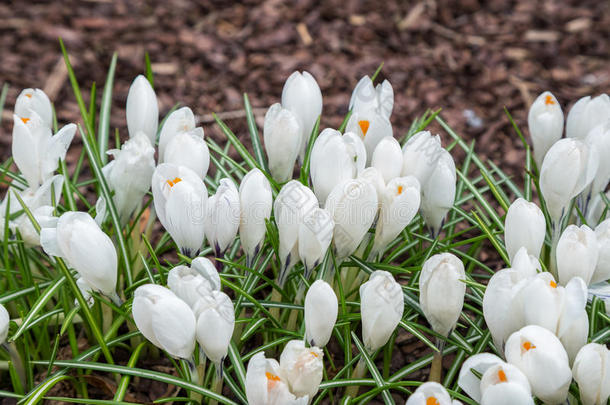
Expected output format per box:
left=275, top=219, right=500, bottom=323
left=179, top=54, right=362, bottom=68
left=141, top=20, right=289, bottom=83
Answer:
left=245, top=352, right=309, bottom=405
left=162, top=128, right=210, bottom=180
left=167, top=258, right=220, bottom=309
left=566, top=94, right=610, bottom=140
left=279, top=340, right=323, bottom=400
left=405, top=382, right=461, bottom=405
left=346, top=109, right=393, bottom=165
left=572, top=343, right=610, bottom=405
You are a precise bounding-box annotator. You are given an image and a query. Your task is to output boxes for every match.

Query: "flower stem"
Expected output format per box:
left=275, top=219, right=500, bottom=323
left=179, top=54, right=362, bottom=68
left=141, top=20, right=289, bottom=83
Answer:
left=209, top=362, right=223, bottom=405
left=345, top=357, right=367, bottom=398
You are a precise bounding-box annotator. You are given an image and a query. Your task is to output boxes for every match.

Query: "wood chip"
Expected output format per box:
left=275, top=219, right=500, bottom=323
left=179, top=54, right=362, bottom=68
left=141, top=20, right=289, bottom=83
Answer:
left=524, top=30, right=560, bottom=42
left=43, top=56, right=68, bottom=101
left=397, top=3, right=426, bottom=30
left=296, top=23, right=312, bottom=46
left=349, top=15, right=366, bottom=26
left=565, top=17, right=591, bottom=33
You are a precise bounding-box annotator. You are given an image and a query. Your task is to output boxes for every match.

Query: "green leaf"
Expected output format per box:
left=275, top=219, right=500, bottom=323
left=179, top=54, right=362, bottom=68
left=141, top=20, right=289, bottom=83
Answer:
left=97, top=53, right=117, bottom=164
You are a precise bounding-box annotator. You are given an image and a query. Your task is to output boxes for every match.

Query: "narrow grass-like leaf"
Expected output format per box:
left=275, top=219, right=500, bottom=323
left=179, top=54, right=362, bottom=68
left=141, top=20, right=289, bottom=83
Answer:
left=97, top=53, right=117, bottom=164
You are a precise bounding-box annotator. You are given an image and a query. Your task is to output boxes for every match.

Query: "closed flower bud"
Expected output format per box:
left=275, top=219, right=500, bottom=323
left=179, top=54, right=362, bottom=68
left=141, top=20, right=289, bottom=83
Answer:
left=246, top=351, right=309, bottom=405
left=583, top=121, right=610, bottom=202
left=371, top=136, right=403, bottom=183
left=158, top=106, right=196, bottom=159
left=572, top=343, right=610, bottom=405
left=304, top=280, right=338, bottom=347
left=556, top=224, right=599, bottom=285
left=419, top=253, right=465, bottom=337
left=40, top=212, right=118, bottom=297
left=264, top=103, right=301, bottom=182
left=310, top=128, right=366, bottom=205
left=566, top=94, right=610, bottom=140
left=325, top=179, right=378, bottom=260
left=168, top=259, right=220, bottom=309
left=298, top=208, right=334, bottom=276
left=346, top=109, right=393, bottom=165
left=239, top=169, right=272, bottom=264
left=360, top=270, right=404, bottom=352
left=420, top=150, right=456, bottom=237
left=0, top=303, right=9, bottom=344
left=592, top=218, right=610, bottom=284
left=15, top=88, right=53, bottom=129
left=504, top=198, right=546, bottom=262
left=132, top=284, right=196, bottom=359
left=527, top=91, right=564, bottom=168
left=349, top=76, right=393, bottom=120
left=152, top=164, right=208, bottom=257
left=194, top=290, right=235, bottom=365
left=372, top=176, right=420, bottom=257
left=358, top=167, right=385, bottom=209
left=281, top=71, right=323, bottom=161
left=405, top=382, right=460, bottom=405
left=401, top=131, right=443, bottom=185
left=505, top=325, right=572, bottom=404
left=280, top=340, right=323, bottom=400
left=204, top=178, right=240, bottom=257
left=126, top=75, right=158, bottom=143
left=163, top=128, right=210, bottom=180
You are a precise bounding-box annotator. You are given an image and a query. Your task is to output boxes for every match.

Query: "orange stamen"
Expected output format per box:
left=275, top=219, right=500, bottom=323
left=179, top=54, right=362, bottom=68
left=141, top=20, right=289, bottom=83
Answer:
left=310, top=351, right=319, bottom=358
left=358, top=120, right=370, bottom=136
left=21, top=117, right=30, bottom=124
left=166, top=177, right=182, bottom=187
left=266, top=371, right=280, bottom=389
left=545, top=95, right=555, bottom=105
left=426, top=397, right=440, bottom=405
left=25, top=93, right=32, bottom=98
left=522, top=341, right=536, bottom=351
left=498, top=369, right=507, bottom=382
left=397, top=185, right=404, bottom=195
left=549, top=281, right=557, bottom=288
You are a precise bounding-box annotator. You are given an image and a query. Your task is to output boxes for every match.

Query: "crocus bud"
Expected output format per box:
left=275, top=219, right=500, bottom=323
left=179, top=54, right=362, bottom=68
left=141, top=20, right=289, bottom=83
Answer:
left=345, top=109, right=393, bottom=165
left=126, top=75, right=158, bottom=143
left=304, top=280, right=338, bottom=347
left=505, top=325, right=572, bottom=404
left=40, top=212, right=118, bottom=298
left=585, top=122, right=610, bottom=198
left=360, top=270, right=404, bottom=352
left=371, top=176, right=420, bottom=256
left=204, top=178, right=240, bottom=257
left=274, top=181, right=318, bottom=282
left=158, top=106, right=196, bottom=159
left=511, top=247, right=541, bottom=278
left=152, top=164, right=208, bottom=257
left=298, top=207, right=334, bottom=277
left=358, top=167, right=385, bottom=209
left=280, top=340, right=323, bottom=400
left=572, top=343, right=610, bottom=405
left=132, top=284, right=196, bottom=359
left=405, top=382, right=460, bottom=405
left=556, top=224, right=599, bottom=285
left=239, top=169, right=272, bottom=264
left=101, top=132, right=155, bottom=223
left=194, top=290, right=235, bottom=365
left=349, top=76, right=393, bottom=120
left=566, top=94, right=610, bottom=140
left=540, top=138, right=599, bottom=224
left=592, top=218, right=610, bottom=284
left=479, top=363, right=534, bottom=405
left=419, top=253, right=465, bottom=337
left=371, top=136, right=403, bottom=183
left=168, top=259, right=220, bottom=308
left=264, top=103, right=301, bottom=182
left=527, top=91, right=564, bottom=168
left=191, top=257, right=221, bottom=290
left=401, top=131, right=443, bottom=184
left=504, top=198, right=546, bottom=262
left=163, top=128, right=210, bottom=180
left=281, top=71, right=323, bottom=160
left=15, top=88, right=53, bottom=129
left=12, top=112, right=76, bottom=188
left=556, top=277, right=589, bottom=363
left=310, top=128, right=366, bottom=204
left=0, top=303, right=9, bottom=344
left=325, top=179, right=378, bottom=260
left=420, top=150, right=456, bottom=237
left=245, top=351, right=309, bottom=405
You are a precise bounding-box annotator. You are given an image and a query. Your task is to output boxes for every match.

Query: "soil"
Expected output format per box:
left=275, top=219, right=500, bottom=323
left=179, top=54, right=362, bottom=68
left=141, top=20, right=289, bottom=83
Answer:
left=0, top=0, right=608, bottom=403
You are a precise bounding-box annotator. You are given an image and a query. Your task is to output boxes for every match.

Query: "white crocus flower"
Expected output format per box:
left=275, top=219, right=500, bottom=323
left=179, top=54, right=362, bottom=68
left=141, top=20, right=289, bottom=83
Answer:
left=298, top=207, right=334, bottom=277
left=401, top=131, right=443, bottom=184
left=274, top=181, right=318, bottom=283
left=592, top=218, right=610, bottom=284
left=310, top=128, right=366, bottom=205
left=132, top=284, right=196, bottom=359
left=371, top=136, right=403, bottom=183
left=346, top=109, right=393, bottom=165
left=126, top=75, right=158, bottom=143
left=194, top=290, right=235, bottom=368
left=349, top=75, right=393, bottom=120
left=204, top=178, right=240, bottom=257
left=420, top=149, right=456, bottom=237
left=556, top=224, right=599, bottom=285
left=527, top=91, right=564, bottom=168
left=586, top=190, right=610, bottom=227
left=40, top=212, right=118, bottom=298
left=504, top=325, right=572, bottom=404
left=419, top=253, right=465, bottom=337
left=304, top=280, right=338, bottom=347
left=281, top=71, right=323, bottom=160
left=360, top=270, right=404, bottom=352
left=0, top=303, right=9, bottom=344
left=504, top=198, right=546, bottom=262
left=74, top=277, right=95, bottom=307
left=280, top=340, right=323, bottom=400
left=566, top=94, right=610, bottom=140
left=245, top=351, right=309, bottom=405
left=239, top=169, right=273, bottom=265
left=100, top=132, right=155, bottom=223
left=540, top=138, right=599, bottom=225
left=582, top=121, right=610, bottom=210
left=572, top=343, right=610, bottom=405
left=162, top=128, right=210, bottom=180
left=358, top=167, right=385, bottom=209
left=14, top=88, right=53, bottom=129
left=371, top=176, right=420, bottom=257
left=325, top=179, right=378, bottom=260
left=264, top=103, right=302, bottom=182
left=12, top=112, right=76, bottom=188
left=405, top=382, right=461, bottom=405
left=152, top=164, right=208, bottom=257
left=167, top=259, right=221, bottom=309
left=458, top=353, right=505, bottom=403
left=158, top=106, right=196, bottom=159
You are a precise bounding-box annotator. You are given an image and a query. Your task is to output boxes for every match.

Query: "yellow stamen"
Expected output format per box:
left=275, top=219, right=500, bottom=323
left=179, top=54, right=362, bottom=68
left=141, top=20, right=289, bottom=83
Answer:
left=21, top=117, right=30, bottom=124
left=498, top=369, right=507, bottom=382
left=522, top=341, right=536, bottom=351
left=266, top=371, right=280, bottom=389
left=358, top=120, right=370, bottom=136
left=25, top=93, right=32, bottom=98
left=397, top=185, right=404, bottom=195
left=549, top=281, right=557, bottom=288
left=426, top=397, right=440, bottom=405
left=166, top=177, right=182, bottom=187
left=310, top=351, right=318, bottom=358
left=544, top=95, right=555, bottom=105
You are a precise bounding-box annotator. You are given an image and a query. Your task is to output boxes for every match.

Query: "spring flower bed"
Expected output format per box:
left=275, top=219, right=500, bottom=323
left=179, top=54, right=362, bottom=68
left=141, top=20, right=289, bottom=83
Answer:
left=0, top=44, right=609, bottom=404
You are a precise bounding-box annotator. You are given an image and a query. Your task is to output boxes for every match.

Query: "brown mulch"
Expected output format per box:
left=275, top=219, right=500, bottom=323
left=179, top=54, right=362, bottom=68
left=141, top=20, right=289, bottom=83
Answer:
left=0, top=0, right=608, bottom=403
